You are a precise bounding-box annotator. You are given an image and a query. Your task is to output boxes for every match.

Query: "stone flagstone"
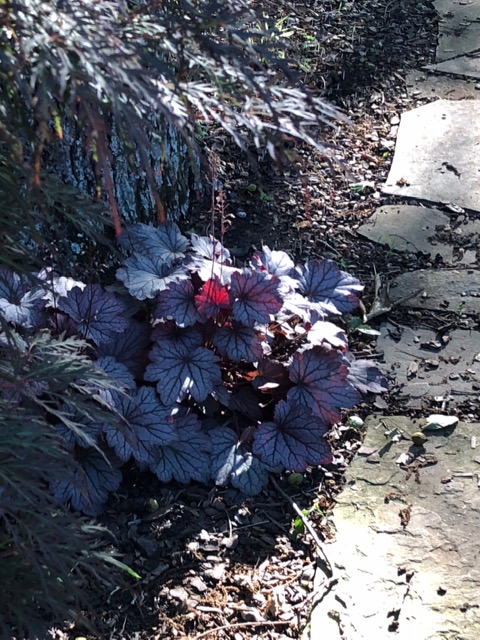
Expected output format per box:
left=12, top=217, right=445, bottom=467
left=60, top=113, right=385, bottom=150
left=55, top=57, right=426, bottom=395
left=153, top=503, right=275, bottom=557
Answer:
left=308, top=416, right=480, bottom=640
left=382, top=100, right=480, bottom=212
left=425, top=53, right=480, bottom=80
left=406, top=69, right=480, bottom=100
left=389, top=268, right=480, bottom=315
left=376, top=323, right=480, bottom=407
left=433, top=0, right=480, bottom=61
left=357, top=204, right=480, bottom=264
left=310, top=3, right=480, bottom=639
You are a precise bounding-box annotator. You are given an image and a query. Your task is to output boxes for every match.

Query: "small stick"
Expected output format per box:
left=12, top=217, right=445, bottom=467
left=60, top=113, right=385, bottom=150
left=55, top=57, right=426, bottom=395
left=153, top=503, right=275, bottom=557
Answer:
left=191, top=619, right=290, bottom=639
left=269, top=476, right=334, bottom=579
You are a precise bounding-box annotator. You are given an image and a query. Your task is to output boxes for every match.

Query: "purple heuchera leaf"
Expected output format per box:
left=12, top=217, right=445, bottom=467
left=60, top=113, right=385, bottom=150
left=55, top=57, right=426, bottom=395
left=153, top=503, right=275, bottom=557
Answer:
left=55, top=409, right=103, bottom=450
left=38, top=270, right=86, bottom=307
left=288, top=346, right=360, bottom=423
left=306, top=321, right=348, bottom=350
left=97, top=357, right=136, bottom=390
left=252, top=359, right=289, bottom=391
left=251, top=246, right=294, bottom=277
left=211, top=427, right=269, bottom=496
left=0, top=268, right=45, bottom=327
left=120, top=222, right=189, bottom=266
left=149, top=414, right=211, bottom=484
left=190, top=234, right=232, bottom=263
left=195, top=276, right=230, bottom=319
left=279, top=291, right=321, bottom=323
left=145, top=341, right=222, bottom=404
left=251, top=246, right=299, bottom=298
left=229, top=387, right=263, bottom=420
left=210, top=427, right=237, bottom=485
left=58, top=284, right=129, bottom=345
left=295, top=260, right=363, bottom=315
left=230, top=270, right=282, bottom=325
left=185, top=253, right=239, bottom=286
left=213, top=322, right=264, bottom=362
left=253, top=400, right=332, bottom=471
left=95, top=356, right=136, bottom=408
left=103, top=387, right=177, bottom=464
left=151, top=321, right=204, bottom=351
left=0, top=267, right=29, bottom=301
left=97, top=319, right=151, bottom=377
left=346, top=357, right=388, bottom=394
left=116, top=254, right=189, bottom=300
left=155, top=280, right=200, bottom=327
left=50, top=449, right=122, bottom=516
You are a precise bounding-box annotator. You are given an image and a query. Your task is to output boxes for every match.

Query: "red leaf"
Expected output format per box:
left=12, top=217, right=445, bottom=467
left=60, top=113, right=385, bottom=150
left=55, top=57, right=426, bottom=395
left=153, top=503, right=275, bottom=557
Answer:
left=195, top=276, right=230, bottom=318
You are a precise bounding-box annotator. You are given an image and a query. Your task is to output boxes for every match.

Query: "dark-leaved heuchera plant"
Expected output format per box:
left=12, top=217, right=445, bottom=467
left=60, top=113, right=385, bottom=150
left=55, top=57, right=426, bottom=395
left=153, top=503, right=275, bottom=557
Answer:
left=0, top=223, right=387, bottom=515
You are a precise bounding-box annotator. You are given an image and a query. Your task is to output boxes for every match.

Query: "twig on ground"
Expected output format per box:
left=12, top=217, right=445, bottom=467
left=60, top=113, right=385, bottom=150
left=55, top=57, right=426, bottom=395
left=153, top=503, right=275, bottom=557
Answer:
left=366, top=268, right=424, bottom=320
left=269, top=476, right=334, bottom=580
left=191, top=619, right=290, bottom=639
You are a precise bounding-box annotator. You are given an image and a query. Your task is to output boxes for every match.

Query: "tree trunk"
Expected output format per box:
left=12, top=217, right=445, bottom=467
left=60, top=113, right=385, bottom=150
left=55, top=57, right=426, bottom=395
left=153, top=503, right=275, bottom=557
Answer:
left=51, top=116, right=192, bottom=225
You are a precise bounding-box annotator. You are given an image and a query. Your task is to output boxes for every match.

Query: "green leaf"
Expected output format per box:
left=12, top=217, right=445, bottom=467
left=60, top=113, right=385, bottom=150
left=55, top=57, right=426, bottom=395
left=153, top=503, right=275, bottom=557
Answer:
left=94, top=553, right=142, bottom=580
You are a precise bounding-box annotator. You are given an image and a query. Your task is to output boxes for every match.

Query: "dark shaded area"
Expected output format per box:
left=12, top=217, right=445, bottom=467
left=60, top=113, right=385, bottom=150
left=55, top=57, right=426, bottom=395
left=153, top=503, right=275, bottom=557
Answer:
left=321, top=0, right=438, bottom=98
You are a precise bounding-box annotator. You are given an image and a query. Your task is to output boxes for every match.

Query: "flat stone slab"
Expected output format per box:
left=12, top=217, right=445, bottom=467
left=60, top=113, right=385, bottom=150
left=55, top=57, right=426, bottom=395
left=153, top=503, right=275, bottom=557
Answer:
left=382, top=100, right=480, bottom=213
left=434, top=0, right=480, bottom=61
left=376, top=323, right=480, bottom=407
left=389, top=268, right=480, bottom=315
left=357, top=204, right=480, bottom=264
left=407, top=69, right=480, bottom=100
left=309, top=415, right=480, bottom=640
left=425, top=54, right=480, bottom=80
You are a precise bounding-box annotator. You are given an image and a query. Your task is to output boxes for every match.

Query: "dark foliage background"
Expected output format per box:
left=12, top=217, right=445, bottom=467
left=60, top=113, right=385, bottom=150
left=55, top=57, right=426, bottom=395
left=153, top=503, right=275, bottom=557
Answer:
left=0, top=0, right=344, bottom=636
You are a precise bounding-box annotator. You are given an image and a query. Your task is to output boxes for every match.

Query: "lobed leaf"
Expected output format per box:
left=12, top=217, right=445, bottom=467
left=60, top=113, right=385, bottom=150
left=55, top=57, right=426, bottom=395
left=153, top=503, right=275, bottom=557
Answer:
left=120, top=222, right=189, bottom=266
left=38, top=270, right=86, bottom=307
left=195, top=276, right=230, bottom=319
left=150, top=414, right=211, bottom=484
left=97, top=357, right=136, bottom=391
left=306, top=320, right=348, bottom=350
left=155, top=280, right=200, bottom=327
left=253, top=400, right=332, bottom=471
left=347, top=356, right=389, bottom=394
left=251, top=246, right=298, bottom=295
left=288, top=346, right=360, bottom=423
left=95, top=356, right=136, bottom=408
left=211, top=427, right=269, bottom=496
left=103, top=387, right=177, bottom=464
left=58, top=284, right=129, bottom=344
left=230, top=269, right=282, bottom=325
left=295, top=260, right=363, bottom=315
left=50, top=449, right=122, bottom=516
left=55, top=411, right=103, bottom=451
left=0, top=268, right=46, bottom=328
left=213, top=322, right=264, bottom=362
left=185, top=253, right=239, bottom=286
left=97, top=319, right=151, bottom=377
left=116, top=254, right=189, bottom=300
left=190, top=235, right=232, bottom=263
left=145, top=341, right=222, bottom=404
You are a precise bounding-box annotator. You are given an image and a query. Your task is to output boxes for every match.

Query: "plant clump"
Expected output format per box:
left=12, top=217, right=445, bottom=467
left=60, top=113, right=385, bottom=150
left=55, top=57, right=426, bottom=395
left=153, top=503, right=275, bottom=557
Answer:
left=0, top=223, right=387, bottom=516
